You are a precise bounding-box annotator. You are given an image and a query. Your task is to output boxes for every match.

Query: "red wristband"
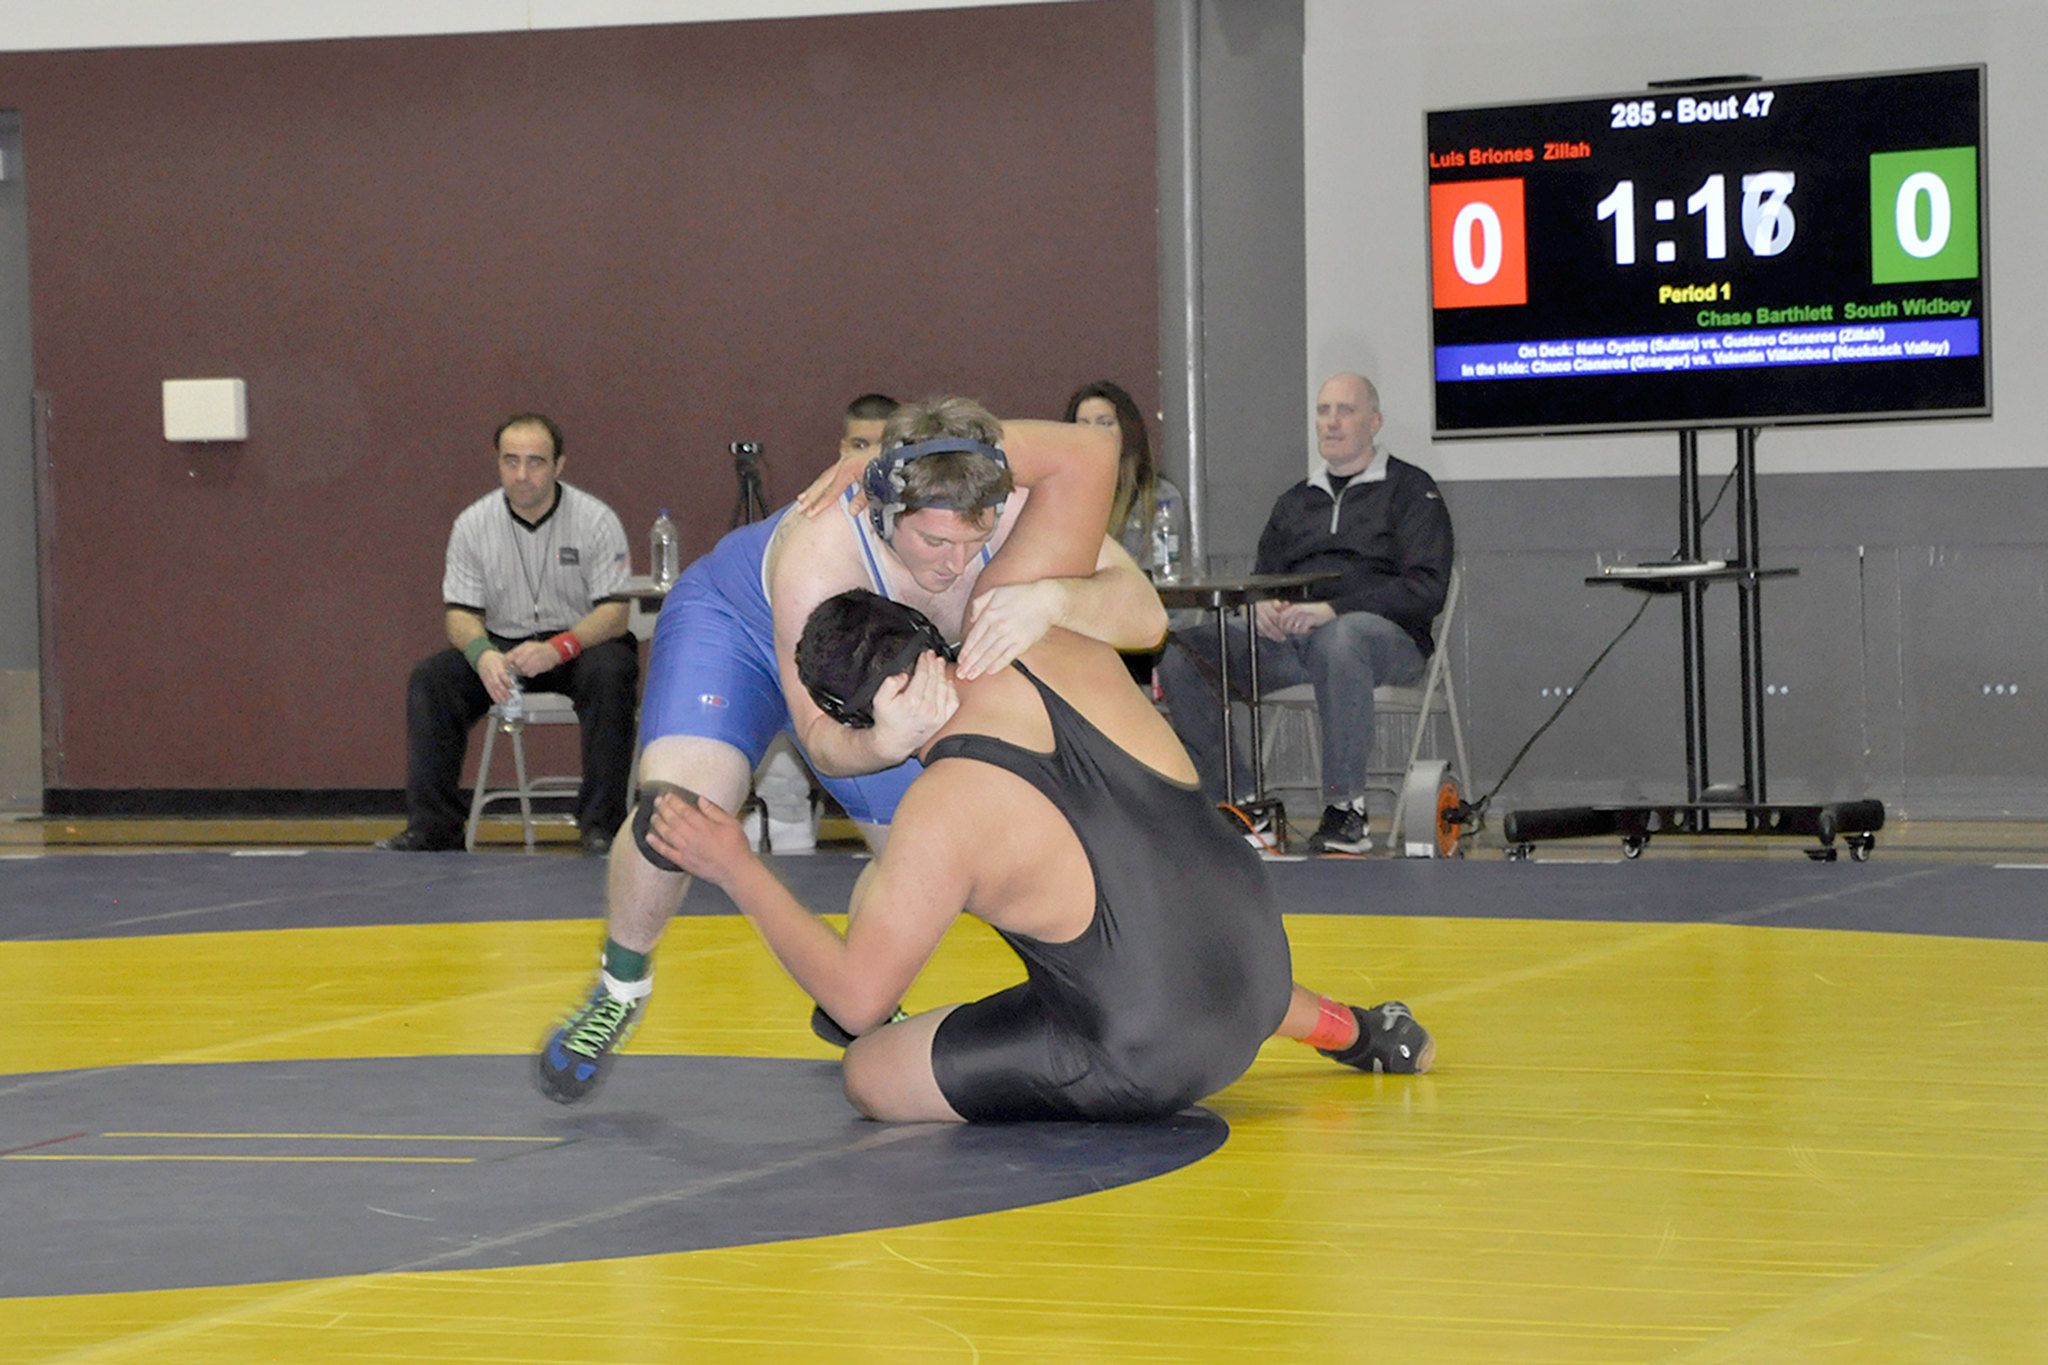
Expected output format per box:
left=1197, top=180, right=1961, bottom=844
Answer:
left=549, top=631, right=583, bottom=663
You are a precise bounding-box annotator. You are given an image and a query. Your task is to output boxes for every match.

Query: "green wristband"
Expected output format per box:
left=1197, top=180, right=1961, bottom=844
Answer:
left=461, top=636, right=495, bottom=670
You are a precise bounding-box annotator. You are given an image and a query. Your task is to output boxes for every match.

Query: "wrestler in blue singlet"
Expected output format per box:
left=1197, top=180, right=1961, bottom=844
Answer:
left=639, top=496, right=988, bottom=825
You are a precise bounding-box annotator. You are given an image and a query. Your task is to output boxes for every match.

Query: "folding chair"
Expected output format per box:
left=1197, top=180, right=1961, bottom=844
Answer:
left=464, top=691, right=581, bottom=852
left=1257, top=566, right=1471, bottom=857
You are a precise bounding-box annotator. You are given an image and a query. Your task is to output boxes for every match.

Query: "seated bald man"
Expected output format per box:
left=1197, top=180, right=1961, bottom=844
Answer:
left=642, top=588, right=1433, bottom=1122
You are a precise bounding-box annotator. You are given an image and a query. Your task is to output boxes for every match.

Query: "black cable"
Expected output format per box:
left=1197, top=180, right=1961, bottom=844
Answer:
left=1456, top=464, right=1727, bottom=833
left=1166, top=592, right=1656, bottom=837
left=1452, top=592, right=1654, bottom=832
left=1698, top=461, right=1739, bottom=527
left=1458, top=456, right=1732, bottom=828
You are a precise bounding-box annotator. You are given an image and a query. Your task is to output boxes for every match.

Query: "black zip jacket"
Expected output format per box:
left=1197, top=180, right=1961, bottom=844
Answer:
left=1253, top=454, right=1454, bottom=655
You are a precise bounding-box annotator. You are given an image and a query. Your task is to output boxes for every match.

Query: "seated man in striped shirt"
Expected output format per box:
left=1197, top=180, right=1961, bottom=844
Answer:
left=379, top=412, right=638, bottom=856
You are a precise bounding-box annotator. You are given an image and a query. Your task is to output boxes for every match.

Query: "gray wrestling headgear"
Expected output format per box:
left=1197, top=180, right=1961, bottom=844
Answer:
left=860, top=437, right=1010, bottom=542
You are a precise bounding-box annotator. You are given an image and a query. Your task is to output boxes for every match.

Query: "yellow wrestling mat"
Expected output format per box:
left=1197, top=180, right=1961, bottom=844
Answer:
left=5, top=897, right=2048, bottom=1362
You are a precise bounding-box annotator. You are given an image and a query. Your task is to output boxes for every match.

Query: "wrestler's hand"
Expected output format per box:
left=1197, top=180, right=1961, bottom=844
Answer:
left=794, top=451, right=872, bottom=520
left=868, top=651, right=958, bottom=761
left=504, top=640, right=561, bottom=677
left=957, top=579, right=1064, bottom=680
left=645, top=790, right=754, bottom=887
left=476, top=650, right=516, bottom=704
left=1272, top=601, right=1335, bottom=636
left=1252, top=598, right=1291, bottom=642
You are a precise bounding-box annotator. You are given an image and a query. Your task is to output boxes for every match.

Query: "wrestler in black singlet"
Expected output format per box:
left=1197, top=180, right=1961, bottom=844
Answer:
left=925, top=663, right=1295, bottom=1121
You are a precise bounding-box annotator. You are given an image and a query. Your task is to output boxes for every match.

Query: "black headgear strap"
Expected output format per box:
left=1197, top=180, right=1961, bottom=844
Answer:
left=861, top=437, right=1009, bottom=541
left=809, top=608, right=957, bottom=729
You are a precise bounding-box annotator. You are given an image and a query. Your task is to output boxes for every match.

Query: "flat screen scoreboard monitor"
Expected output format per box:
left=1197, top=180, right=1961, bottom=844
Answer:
left=1426, top=66, right=1988, bottom=437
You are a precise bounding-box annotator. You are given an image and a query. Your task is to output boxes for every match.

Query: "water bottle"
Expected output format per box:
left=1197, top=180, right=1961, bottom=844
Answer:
left=650, top=508, right=681, bottom=588
left=1149, top=488, right=1184, bottom=583
left=500, top=669, right=525, bottom=726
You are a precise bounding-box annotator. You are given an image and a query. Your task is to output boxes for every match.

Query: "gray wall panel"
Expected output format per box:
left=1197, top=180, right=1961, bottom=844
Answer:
left=1858, top=547, right=1909, bottom=804
left=1742, top=550, right=1875, bottom=805
left=0, top=114, right=35, bottom=671
left=1454, top=552, right=1688, bottom=808
left=0, top=113, right=41, bottom=809
left=1427, top=472, right=2047, bottom=816
left=1898, top=545, right=2048, bottom=812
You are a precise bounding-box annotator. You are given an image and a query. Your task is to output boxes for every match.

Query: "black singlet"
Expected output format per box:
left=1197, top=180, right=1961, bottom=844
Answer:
left=924, top=663, right=1293, bottom=1121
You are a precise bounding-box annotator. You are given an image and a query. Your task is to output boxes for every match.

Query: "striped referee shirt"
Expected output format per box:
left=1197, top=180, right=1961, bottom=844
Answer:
left=442, top=481, right=631, bottom=639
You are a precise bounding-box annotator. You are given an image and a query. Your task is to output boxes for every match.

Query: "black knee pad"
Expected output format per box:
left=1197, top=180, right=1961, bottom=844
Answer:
left=630, top=780, right=700, bottom=873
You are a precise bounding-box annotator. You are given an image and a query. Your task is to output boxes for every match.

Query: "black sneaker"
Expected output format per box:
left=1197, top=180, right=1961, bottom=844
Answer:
left=810, top=1004, right=858, bottom=1048
left=374, top=827, right=463, bottom=852
left=1320, top=1001, right=1434, bottom=1074
left=810, top=1003, right=910, bottom=1048
left=536, top=981, right=646, bottom=1103
left=1306, top=804, right=1372, bottom=855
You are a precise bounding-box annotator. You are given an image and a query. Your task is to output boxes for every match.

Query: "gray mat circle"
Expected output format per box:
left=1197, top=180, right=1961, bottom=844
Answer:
left=0, top=1055, right=1226, bottom=1296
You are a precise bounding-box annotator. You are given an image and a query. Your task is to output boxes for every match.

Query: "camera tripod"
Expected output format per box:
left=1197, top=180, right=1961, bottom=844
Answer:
left=730, top=441, right=769, bottom=528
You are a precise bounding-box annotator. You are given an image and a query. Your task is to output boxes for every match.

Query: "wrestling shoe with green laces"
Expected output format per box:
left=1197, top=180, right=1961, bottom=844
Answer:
left=810, top=1003, right=913, bottom=1048
left=536, top=978, right=648, bottom=1103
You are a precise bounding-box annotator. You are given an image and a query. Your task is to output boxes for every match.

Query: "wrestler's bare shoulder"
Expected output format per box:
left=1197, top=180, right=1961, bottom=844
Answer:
left=765, top=506, right=865, bottom=600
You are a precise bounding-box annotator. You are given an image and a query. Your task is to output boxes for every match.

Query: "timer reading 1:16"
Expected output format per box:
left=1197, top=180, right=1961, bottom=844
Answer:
left=1595, top=173, right=1797, bottom=265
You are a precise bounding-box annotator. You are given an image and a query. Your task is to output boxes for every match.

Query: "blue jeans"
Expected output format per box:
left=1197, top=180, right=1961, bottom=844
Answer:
left=1159, top=610, right=1426, bottom=808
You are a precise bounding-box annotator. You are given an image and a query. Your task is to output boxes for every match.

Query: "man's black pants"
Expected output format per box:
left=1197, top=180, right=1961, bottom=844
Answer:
left=401, top=636, right=639, bottom=843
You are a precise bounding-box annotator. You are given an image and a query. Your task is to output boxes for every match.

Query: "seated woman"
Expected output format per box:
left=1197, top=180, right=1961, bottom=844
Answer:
left=1064, top=379, right=1187, bottom=684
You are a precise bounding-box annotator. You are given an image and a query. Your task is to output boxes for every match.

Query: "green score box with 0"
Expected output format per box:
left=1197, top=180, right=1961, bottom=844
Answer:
left=1424, top=66, right=1988, bottom=436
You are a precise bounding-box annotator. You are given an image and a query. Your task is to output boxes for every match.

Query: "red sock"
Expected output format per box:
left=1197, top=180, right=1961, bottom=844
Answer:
left=1301, top=995, right=1359, bottom=1051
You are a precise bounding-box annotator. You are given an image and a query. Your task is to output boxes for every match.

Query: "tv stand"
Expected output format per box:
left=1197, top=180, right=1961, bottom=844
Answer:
left=1501, top=427, right=1885, bottom=862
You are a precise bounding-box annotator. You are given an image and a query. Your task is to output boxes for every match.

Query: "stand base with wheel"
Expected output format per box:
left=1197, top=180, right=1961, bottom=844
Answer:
left=1503, top=797, right=1884, bottom=862
left=1399, top=759, right=1465, bottom=859
left=1502, top=428, right=1884, bottom=863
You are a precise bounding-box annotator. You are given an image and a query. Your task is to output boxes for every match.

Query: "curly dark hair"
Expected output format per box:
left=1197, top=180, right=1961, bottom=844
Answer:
left=795, top=590, right=952, bottom=727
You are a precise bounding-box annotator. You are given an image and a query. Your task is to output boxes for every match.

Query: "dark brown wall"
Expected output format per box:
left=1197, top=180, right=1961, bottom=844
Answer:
left=0, top=2, right=1159, bottom=792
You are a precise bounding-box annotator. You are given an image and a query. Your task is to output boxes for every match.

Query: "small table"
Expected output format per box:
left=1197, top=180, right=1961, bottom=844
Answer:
left=621, top=576, right=672, bottom=640
left=1154, top=571, right=1338, bottom=814
left=622, top=574, right=672, bottom=606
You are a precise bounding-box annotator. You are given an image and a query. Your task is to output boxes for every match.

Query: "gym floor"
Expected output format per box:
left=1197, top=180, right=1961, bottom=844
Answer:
left=4, top=818, right=2047, bottom=1361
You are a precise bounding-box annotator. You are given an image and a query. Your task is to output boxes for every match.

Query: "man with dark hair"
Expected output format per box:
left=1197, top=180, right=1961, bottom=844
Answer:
left=536, top=395, right=1168, bottom=1103
left=380, top=412, right=637, bottom=855
left=839, top=392, right=897, bottom=459
left=638, top=586, right=1433, bottom=1122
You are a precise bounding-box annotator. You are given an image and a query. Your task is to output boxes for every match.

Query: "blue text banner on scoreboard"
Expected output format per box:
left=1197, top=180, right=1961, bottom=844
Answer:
left=1436, top=318, right=1980, bottom=383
